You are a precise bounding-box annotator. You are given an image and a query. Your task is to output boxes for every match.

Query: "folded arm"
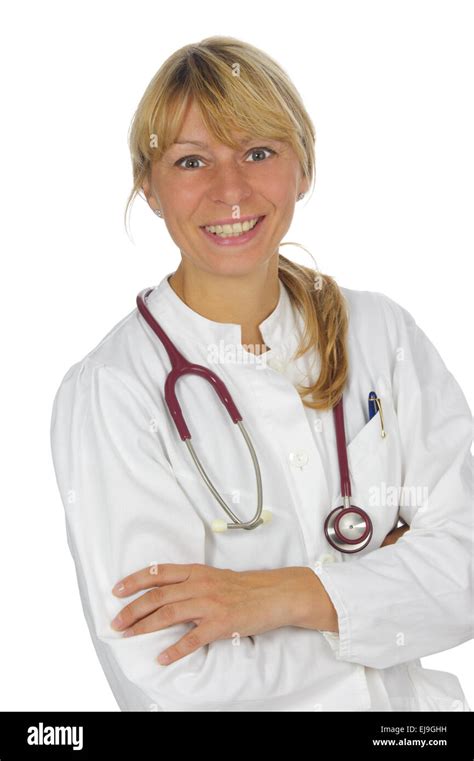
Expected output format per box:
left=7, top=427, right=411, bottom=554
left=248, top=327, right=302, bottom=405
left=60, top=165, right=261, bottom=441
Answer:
left=309, top=297, right=473, bottom=669
left=51, top=360, right=342, bottom=709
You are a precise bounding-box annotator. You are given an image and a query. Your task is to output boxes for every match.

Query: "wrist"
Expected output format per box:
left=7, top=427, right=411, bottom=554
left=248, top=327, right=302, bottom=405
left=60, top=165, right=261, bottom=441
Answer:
left=293, top=567, right=339, bottom=632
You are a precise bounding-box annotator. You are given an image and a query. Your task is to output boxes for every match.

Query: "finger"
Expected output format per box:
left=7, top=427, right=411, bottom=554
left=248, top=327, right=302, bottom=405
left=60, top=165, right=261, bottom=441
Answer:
left=122, top=599, right=208, bottom=639
left=112, top=563, right=195, bottom=596
left=111, top=582, right=199, bottom=631
left=156, top=621, right=219, bottom=666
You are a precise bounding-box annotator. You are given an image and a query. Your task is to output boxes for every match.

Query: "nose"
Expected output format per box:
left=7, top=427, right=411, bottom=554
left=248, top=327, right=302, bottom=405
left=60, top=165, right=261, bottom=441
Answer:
left=208, top=160, right=253, bottom=209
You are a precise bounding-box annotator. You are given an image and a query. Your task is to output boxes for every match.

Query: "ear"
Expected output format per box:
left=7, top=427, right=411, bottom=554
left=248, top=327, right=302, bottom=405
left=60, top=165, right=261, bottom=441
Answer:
left=299, top=174, right=310, bottom=196
left=141, top=176, right=160, bottom=213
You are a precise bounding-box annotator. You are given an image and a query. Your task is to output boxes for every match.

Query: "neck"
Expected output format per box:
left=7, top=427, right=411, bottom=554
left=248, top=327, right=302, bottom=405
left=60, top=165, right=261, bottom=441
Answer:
left=168, top=255, right=280, bottom=351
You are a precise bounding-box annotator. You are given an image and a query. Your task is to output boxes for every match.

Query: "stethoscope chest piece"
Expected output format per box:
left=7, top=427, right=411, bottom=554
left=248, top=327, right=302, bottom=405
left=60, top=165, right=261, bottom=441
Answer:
left=324, top=504, right=373, bottom=553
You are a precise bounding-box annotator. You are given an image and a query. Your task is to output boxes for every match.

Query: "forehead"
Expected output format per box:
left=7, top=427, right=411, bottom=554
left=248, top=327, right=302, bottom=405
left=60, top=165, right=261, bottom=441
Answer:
left=169, top=98, right=277, bottom=150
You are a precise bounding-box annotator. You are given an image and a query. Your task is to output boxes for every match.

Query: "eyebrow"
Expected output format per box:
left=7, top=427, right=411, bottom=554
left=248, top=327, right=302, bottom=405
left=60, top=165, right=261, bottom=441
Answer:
left=172, top=137, right=272, bottom=148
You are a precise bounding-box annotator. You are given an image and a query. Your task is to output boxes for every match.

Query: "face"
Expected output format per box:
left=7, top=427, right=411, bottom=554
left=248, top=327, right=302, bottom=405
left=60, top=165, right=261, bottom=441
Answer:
left=142, top=99, right=309, bottom=278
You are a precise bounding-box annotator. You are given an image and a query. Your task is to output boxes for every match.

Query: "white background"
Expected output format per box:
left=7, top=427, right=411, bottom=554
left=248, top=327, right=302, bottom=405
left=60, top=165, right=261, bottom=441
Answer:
left=0, top=0, right=472, bottom=710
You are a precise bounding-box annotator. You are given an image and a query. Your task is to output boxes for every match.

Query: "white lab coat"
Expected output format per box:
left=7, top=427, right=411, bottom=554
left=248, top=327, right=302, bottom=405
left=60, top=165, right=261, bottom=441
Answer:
left=50, top=271, right=473, bottom=712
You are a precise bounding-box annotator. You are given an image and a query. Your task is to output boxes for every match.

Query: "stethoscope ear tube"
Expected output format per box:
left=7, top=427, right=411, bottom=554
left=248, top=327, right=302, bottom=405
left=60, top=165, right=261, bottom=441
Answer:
left=138, top=289, right=242, bottom=440
left=137, top=289, right=272, bottom=531
left=185, top=420, right=271, bottom=531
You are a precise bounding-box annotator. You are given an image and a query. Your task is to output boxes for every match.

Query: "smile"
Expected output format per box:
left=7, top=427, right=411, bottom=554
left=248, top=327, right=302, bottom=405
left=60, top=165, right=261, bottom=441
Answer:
left=200, top=216, right=266, bottom=247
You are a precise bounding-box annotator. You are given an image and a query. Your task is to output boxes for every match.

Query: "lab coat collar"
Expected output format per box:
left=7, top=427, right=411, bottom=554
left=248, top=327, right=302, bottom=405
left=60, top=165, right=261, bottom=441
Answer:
left=144, top=271, right=303, bottom=357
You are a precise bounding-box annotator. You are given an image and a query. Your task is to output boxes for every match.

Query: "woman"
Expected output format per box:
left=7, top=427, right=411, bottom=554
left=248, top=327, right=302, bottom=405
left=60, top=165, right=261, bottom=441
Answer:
left=50, top=36, right=472, bottom=712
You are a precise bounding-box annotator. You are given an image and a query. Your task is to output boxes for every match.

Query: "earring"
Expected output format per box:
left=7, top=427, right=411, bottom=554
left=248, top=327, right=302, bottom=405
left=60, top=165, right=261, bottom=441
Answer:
left=297, top=192, right=305, bottom=201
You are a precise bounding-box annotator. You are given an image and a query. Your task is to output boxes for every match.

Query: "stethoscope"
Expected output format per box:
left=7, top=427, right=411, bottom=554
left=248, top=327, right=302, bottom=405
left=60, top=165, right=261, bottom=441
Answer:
left=137, top=286, right=377, bottom=553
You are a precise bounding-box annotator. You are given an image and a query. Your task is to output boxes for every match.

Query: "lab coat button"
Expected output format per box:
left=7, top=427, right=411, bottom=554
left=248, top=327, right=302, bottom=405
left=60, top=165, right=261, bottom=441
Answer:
left=289, top=450, right=309, bottom=468
left=318, top=553, right=336, bottom=565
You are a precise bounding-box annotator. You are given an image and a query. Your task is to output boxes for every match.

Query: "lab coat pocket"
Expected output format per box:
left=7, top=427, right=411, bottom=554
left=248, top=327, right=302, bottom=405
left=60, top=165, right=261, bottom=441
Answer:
left=406, top=663, right=471, bottom=711
left=346, top=409, right=385, bottom=468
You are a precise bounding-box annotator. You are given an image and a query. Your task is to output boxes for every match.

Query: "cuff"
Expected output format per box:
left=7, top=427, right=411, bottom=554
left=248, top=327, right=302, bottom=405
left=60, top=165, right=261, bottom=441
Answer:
left=305, top=562, right=352, bottom=661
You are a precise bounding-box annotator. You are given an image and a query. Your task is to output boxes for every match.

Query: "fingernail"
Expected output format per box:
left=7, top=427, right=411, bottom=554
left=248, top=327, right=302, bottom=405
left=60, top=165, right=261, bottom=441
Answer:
left=157, top=652, right=170, bottom=665
left=113, top=583, right=126, bottom=594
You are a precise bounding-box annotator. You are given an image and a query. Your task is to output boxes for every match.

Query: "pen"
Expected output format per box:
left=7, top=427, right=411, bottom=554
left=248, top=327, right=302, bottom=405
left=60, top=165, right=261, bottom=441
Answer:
left=368, top=391, right=378, bottom=420
left=368, top=390, right=387, bottom=437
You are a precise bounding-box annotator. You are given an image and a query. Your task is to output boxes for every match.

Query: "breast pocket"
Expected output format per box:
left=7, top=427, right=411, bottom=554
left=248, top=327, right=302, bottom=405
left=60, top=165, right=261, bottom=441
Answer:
left=346, top=390, right=403, bottom=549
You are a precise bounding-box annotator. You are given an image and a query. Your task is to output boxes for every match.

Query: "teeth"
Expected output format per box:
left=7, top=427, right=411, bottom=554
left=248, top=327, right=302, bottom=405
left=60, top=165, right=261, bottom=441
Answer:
left=204, top=217, right=260, bottom=236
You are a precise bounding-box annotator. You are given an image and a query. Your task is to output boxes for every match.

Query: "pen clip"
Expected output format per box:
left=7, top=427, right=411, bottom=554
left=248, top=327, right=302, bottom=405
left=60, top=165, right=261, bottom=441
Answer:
left=374, top=396, right=386, bottom=438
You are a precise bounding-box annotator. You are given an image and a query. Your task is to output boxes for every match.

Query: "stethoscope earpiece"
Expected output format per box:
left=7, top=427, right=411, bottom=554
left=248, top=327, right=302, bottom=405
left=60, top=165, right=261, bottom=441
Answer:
left=211, top=519, right=230, bottom=533
left=211, top=509, right=272, bottom=533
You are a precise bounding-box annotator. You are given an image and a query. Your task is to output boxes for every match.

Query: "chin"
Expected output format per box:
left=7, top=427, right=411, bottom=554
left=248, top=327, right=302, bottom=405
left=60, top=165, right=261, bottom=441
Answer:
left=203, top=248, right=271, bottom=275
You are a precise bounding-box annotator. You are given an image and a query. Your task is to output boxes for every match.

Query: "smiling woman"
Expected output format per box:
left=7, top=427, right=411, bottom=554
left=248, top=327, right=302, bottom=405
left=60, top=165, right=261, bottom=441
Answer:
left=124, top=36, right=350, bottom=407
left=50, top=35, right=472, bottom=713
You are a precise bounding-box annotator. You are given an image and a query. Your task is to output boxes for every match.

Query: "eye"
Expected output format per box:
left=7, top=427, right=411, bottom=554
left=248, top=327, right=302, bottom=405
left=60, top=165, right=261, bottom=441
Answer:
left=174, top=156, right=206, bottom=170
left=174, top=146, right=276, bottom=170
left=245, top=147, right=276, bottom=162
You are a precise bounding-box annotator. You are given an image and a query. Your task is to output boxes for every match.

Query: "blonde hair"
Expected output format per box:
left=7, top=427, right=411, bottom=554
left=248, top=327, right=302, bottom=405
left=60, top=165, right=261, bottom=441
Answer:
left=125, top=36, right=348, bottom=411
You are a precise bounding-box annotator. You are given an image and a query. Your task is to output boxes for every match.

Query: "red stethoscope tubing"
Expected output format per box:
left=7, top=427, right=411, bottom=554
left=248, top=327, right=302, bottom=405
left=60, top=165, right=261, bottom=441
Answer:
left=137, top=287, right=372, bottom=551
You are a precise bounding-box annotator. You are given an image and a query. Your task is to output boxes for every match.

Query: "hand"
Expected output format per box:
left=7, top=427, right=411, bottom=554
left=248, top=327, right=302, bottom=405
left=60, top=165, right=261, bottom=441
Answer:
left=110, top=563, right=308, bottom=665
left=380, top=521, right=410, bottom=548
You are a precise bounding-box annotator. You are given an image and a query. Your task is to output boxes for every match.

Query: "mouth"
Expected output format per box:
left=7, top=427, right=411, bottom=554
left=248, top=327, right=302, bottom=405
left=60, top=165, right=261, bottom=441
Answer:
left=199, top=215, right=266, bottom=247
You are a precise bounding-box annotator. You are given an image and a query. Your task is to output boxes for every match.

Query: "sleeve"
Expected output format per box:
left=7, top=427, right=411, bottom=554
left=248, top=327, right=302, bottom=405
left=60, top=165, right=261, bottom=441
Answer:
left=308, top=296, right=473, bottom=670
left=50, top=358, right=330, bottom=711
